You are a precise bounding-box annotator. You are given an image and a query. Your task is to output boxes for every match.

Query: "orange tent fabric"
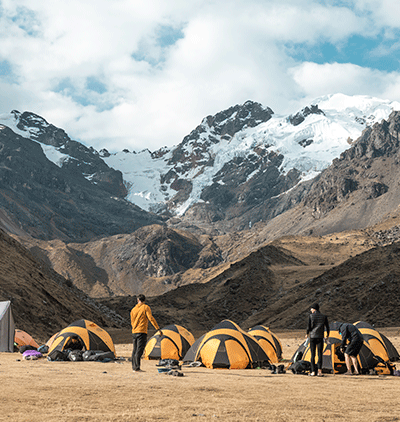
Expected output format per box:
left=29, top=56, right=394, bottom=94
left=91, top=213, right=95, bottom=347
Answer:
left=14, top=329, right=39, bottom=348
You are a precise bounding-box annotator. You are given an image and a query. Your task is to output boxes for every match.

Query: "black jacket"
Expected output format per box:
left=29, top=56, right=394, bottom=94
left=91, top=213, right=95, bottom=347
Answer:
left=307, top=311, right=330, bottom=339
left=340, top=324, right=363, bottom=348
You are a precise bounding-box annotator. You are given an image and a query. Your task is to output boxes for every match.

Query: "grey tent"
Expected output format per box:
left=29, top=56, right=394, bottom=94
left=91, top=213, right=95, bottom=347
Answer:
left=0, top=301, right=15, bottom=352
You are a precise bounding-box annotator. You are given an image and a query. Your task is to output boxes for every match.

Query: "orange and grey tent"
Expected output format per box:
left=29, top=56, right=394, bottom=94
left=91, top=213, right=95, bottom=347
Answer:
left=183, top=320, right=270, bottom=369
left=292, top=321, right=398, bottom=374
left=47, top=320, right=116, bottom=356
left=144, top=324, right=195, bottom=360
left=248, top=325, right=282, bottom=363
left=14, top=329, right=39, bottom=349
left=354, top=321, right=399, bottom=362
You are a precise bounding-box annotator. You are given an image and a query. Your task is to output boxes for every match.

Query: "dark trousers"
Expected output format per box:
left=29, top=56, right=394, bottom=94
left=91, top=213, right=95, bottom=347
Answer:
left=132, top=333, right=147, bottom=370
left=310, top=338, right=324, bottom=373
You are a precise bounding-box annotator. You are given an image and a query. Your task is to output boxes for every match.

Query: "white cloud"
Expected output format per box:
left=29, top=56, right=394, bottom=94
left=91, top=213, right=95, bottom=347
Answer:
left=353, top=0, right=400, bottom=28
left=1, top=0, right=400, bottom=152
left=289, top=62, right=400, bottom=99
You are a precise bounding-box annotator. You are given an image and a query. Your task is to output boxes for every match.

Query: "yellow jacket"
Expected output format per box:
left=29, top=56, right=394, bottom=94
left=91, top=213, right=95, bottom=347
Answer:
left=130, top=302, right=160, bottom=334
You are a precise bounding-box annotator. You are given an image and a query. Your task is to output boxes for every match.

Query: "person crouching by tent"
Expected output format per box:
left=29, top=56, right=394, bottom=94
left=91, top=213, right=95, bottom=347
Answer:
left=306, top=303, right=330, bottom=377
left=130, top=294, right=163, bottom=372
left=338, top=323, right=363, bottom=375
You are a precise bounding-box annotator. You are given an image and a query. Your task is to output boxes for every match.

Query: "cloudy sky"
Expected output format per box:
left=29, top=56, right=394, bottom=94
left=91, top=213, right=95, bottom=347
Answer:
left=1, top=0, right=400, bottom=152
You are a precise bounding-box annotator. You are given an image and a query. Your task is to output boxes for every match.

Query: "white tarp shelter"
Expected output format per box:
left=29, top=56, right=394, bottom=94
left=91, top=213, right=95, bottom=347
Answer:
left=0, top=301, right=15, bottom=352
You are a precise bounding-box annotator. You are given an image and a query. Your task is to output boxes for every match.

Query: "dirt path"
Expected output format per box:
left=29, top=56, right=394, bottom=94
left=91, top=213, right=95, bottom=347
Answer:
left=1, top=331, right=400, bottom=422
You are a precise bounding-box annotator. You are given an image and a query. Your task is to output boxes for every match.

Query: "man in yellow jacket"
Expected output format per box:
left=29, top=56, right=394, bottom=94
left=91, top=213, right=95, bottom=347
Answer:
left=130, top=294, right=163, bottom=371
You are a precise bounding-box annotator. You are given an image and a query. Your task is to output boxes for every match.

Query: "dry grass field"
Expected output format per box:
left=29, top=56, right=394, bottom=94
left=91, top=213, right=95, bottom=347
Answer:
left=1, top=329, right=400, bottom=422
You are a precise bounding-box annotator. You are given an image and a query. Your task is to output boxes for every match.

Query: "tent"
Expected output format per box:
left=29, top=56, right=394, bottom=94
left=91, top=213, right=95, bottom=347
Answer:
left=0, top=301, right=15, bottom=352
left=47, top=320, right=116, bottom=357
left=354, top=321, right=399, bottom=362
left=248, top=325, right=283, bottom=363
left=291, top=321, right=398, bottom=375
left=183, top=320, right=270, bottom=369
left=144, top=324, right=195, bottom=360
left=14, top=329, right=39, bottom=349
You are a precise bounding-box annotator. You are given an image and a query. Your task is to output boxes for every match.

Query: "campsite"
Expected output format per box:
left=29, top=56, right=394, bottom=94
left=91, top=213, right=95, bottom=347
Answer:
left=1, top=328, right=400, bottom=422
left=2, top=300, right=400, bottom=422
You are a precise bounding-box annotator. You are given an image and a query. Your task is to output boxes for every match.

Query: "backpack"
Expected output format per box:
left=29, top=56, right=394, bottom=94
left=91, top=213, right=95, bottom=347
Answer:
left=68, top=350, right=84, bottom=362
left=289, top=360, right=311, bottom=374
left=47, top=350, right=68, bottom=361
left=83, top=350, right=115, bottom=361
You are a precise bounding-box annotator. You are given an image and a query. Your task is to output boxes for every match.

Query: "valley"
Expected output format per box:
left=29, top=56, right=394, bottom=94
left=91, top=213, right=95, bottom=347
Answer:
left=1, top=94, right=400, bottom=342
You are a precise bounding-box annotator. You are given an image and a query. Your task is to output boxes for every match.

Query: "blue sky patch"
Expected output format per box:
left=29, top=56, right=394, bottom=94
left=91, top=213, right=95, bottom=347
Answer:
left=155, top=25, right=184, bottom=48
left=86, top=76, right=107, bottom=94
left=286, top=32, right=400, bottom=72
left=0, top=60, right=12, bottom=76
left=131, top=24, right=185, bottom=67
left=10, top=7, right=40, bottom=37
left=54, top=77, right=113, bottom=111
left=0, top=59, right=18, bottom=82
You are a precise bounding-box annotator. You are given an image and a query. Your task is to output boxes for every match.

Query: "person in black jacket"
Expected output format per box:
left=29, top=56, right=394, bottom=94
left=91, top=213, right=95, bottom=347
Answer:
left=338, top=323, right=363, bottom=375
left=306, top=303, right=330, bottom=377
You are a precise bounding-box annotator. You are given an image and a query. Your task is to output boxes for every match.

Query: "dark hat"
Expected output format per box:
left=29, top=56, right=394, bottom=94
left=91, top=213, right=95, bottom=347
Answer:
left=310, top=303, right=319, bottom=311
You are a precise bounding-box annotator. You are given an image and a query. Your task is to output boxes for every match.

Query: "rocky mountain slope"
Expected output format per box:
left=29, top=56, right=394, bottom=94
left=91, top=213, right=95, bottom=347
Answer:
left=100, top=215, right=400, bottom=333
left=0, top=112, right=163, bottom=242
left=242, top=241, right=400, bottom=330
left=0, top=228, right=122, bottom=342
left=18, top=224, right=225, bottom=298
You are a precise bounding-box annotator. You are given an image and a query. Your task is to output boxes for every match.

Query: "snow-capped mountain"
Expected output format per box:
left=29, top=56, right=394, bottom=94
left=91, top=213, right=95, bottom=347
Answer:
left=1, top=93, right=400, bottom=237
left=101, top=94, right=400, bottom=217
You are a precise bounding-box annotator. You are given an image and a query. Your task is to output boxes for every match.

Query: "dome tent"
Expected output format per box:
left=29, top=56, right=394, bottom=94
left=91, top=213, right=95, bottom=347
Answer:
left=183, top=320, right=270, bottom=369
left=248, top=325, right=283, bottom=364
left=47, top=319, right=116, bottom=358
left=144, top=324, right=195, bottom=361
left=291, top=321, right=398, bottom=375
left=14, top=329, right=39, bottom=349
left=354, top=321, right=399, bottom=362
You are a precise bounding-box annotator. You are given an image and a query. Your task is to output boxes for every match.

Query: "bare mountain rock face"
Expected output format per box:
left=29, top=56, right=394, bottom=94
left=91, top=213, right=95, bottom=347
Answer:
left=100, top=244, right=306, bottom=332
left=0, top=119, right=163, bottom=242
left=296, top=110, right=400, bottom=234
left=19, top=224, right=224, bottom=298
left=288, top=104, right=325, bottom=126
